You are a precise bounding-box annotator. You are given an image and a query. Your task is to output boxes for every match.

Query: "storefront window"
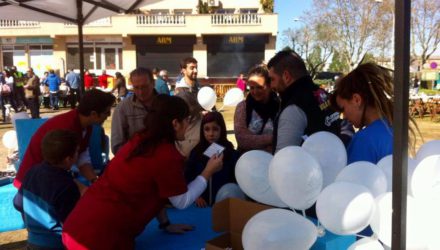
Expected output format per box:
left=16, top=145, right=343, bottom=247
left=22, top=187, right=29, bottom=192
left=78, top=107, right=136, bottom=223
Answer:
left=66, top=44, right=122, bottom=71
left=30, top=44, right=54, bottom=77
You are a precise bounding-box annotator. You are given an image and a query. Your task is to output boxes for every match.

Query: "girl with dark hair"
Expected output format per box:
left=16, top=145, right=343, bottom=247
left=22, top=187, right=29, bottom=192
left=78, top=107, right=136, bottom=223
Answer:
left=331, top=62, right=419, bottom=164
left=185, top=111, right=239, bottom=207
left=234, top=64, right=279, bottom=153
left=62, top=95, right=223, bottom=249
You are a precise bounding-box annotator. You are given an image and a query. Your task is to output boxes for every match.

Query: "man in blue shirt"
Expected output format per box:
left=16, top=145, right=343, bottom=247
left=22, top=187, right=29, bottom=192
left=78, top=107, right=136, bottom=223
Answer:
left=65, top=69, right=81, bottom=109
left=44, top=70, right=61, bottom=110
left=155, top=69, right=170, bottom=95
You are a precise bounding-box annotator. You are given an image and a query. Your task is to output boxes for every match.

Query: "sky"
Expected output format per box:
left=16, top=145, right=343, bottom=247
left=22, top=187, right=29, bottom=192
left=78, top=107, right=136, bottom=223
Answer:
left=274, top=0, right=313, bottom=51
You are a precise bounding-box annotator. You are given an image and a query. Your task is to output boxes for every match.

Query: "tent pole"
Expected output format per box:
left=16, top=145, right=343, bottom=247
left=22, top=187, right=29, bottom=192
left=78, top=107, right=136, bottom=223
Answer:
left=392, top=0, right=411, bottom=249
left=77, top=0, right=85, bottom=93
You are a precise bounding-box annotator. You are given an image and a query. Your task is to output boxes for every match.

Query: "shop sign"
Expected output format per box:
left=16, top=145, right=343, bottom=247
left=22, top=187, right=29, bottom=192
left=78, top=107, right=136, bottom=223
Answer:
left=156, top=36, right=172, bottom=45
left=227, top=36, right=244, bottom=44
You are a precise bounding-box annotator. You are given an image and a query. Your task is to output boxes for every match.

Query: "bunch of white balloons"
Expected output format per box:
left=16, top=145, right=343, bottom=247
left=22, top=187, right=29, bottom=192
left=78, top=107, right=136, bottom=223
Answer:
left=197, top=87, right=244, bottom=111
left=235, top=130, right=440, bottom=250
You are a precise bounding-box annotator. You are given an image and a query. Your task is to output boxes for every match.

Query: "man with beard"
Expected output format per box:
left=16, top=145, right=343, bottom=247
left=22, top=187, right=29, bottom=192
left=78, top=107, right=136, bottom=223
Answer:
left=267, top=51, right=342, bottom=154
left=175, top=57, right=199, bottom=94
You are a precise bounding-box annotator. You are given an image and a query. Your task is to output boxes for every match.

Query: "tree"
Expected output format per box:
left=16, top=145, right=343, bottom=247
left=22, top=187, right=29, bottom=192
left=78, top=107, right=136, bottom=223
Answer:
left=281, top=18, right=335, bottom=79
left=411, top=0, right=440, bottom=67
left=260, top=0, right=274, bottom=13
left=329, top=50, right=350, bottom=73
left=309, top=0, right=383, bottom=71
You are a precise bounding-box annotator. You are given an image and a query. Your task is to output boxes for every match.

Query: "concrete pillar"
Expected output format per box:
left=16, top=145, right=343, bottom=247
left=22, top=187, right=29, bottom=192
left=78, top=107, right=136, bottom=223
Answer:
left=53, top=36, right=66, bottom=76
left=193, top=36, right=207, bottom=78
left=264, top=35, right=277, bottom=63
left=123, top=36, right=136, bottom=77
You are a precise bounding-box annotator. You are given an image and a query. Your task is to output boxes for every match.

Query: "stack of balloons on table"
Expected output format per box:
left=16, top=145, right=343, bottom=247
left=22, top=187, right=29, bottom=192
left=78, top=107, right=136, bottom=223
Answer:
left=233, top=131, right=440, bottom=250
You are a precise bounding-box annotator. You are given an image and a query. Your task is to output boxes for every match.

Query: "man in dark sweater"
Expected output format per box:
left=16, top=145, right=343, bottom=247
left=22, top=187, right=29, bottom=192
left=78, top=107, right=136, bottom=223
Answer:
left=267, top=51, right=342, bottom=153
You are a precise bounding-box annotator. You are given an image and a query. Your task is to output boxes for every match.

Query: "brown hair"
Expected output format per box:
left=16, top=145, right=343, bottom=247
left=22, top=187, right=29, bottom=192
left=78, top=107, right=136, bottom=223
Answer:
left=41, top=130, right=79, bottom=165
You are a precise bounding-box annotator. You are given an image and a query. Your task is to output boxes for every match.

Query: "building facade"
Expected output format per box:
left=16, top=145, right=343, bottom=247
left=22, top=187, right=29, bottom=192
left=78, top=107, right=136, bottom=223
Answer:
left=0, top=0, right=277, bottom=79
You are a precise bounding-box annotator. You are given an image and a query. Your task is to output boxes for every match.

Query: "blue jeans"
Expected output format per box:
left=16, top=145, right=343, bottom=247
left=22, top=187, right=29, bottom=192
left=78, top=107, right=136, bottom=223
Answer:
left=49, top=92, right=59, bottom=109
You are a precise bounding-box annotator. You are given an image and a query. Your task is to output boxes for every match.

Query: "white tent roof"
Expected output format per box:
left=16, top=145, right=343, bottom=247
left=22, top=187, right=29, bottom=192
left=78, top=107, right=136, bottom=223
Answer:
left=0, top=0, right=157, bottom=24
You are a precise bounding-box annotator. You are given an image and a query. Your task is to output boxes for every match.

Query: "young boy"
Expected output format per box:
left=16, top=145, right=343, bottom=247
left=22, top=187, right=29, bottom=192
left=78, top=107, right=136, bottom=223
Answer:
left=14, top=129, right=83, bottom=249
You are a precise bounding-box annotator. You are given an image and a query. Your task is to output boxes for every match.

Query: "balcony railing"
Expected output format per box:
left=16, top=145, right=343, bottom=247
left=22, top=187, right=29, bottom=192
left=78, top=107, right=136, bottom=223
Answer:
left=211, top=13, right=262, bottom=25
left=65, top=17, right=112, bottom=27
left=0, top=20, right=40, bottom=28
left=136, top=14, right=186, bottom=26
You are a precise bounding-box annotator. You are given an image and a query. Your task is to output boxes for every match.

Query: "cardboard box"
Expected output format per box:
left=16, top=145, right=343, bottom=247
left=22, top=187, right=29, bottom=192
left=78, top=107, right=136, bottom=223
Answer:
left=206, top=198, right=272, bottom=250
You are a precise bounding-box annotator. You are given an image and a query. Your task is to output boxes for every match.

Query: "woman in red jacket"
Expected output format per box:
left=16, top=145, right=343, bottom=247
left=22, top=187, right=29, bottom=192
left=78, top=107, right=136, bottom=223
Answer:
left=84, top=70, right=94, bottom=90
left=62, top=95, right=223, bottom=249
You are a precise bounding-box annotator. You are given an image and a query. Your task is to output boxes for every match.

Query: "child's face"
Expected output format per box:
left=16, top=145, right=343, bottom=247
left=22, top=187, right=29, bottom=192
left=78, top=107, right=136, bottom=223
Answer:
left=203, top=121, right=221, bottom=144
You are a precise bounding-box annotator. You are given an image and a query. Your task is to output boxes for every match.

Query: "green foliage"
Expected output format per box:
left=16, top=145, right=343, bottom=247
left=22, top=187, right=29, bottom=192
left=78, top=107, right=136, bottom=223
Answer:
left=329, top=51, right=350, bottom=73
left=260, top=0, right=274, bottom=13
left=419, top=88, right=440, bottom=96
left=360, top=53, right=376, bottom=64
left=198, top=0, right=209, bottom=14
left=314, top=79, right=334, bottom=86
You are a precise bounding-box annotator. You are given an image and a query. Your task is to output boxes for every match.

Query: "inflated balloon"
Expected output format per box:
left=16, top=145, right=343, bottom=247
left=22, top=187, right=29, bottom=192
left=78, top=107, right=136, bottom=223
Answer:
left=377, top=155, right=417, bottom=194
left=223, top=87, right=244, bottom=107
left=370, top=193, right=428, bottom=249
left=269, top=146, right=323, bottom=210
left=11, top=111, right=30, bottom=129
left=416, top=140, right=440, bottom=163
left=316, top=182, right=375, bottom=235
left=242, top=209, right=317, bottom=250
left=215, top=183, right=245, bottom=203
left=302, top=131, right=347, bottom=188
left=235, top=150, right=286, bottom=207
left=411, top=155, right=440, bottom=199
left=417, top=197, right=440, bottom=249
left=197, top=86, right=217, bottom=111
left=335, top=161, right=387, bottom=197
left=348, top=237, right=384, bottom=250
left=2, top=130, right=18, bottom=150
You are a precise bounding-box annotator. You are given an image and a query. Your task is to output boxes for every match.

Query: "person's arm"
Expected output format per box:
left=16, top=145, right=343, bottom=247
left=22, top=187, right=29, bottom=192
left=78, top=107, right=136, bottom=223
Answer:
left=77, top=149, right=98, bottom=183
left=110, top=104, right=128, bottom=154
left=168, top=154, right=223, bottom=209
left=275, top=105, right=307, bottom=153
left=234, top=101, right=272, bottom=151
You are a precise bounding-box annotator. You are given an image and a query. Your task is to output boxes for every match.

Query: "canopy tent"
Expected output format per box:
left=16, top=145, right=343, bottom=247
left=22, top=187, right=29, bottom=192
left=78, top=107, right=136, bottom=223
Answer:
left=0, top=0, right=158, bottom=91
left=0, top=0, right=413, bottom=247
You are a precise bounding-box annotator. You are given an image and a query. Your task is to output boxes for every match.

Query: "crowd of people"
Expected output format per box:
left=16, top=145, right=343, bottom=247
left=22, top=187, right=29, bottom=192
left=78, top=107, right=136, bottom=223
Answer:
left=9, top=52, right=405, bottom=249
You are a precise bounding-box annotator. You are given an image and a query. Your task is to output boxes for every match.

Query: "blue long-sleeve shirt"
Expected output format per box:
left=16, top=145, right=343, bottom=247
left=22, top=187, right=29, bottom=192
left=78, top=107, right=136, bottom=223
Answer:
left=45, top=74, right=61, bottom=92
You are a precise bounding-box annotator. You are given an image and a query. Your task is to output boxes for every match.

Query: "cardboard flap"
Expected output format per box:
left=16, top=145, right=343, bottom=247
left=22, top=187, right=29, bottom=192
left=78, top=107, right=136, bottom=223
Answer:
left=212, top=198, right=271, bottom=234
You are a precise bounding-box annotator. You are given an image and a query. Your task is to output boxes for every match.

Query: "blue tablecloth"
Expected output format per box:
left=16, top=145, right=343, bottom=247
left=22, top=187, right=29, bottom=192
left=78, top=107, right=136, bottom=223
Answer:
left=0, top=184, right=24, bottom=232
left=136, top=206, right=220, bottom=250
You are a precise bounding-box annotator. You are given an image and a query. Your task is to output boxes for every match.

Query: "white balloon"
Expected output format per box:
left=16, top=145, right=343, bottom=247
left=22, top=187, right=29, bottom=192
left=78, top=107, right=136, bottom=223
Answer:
left=335, top=161, right=387, bottom=197
left=269, top=146, right=323, bottom=210
left=302, top=131, right=347, bottom=188
left=223, top=87, right=244, bottom=107
left=348, top=237, right=384, bottom=250
left=242, top=209, right=317, bottom=250
left=2, top=130, right=18, bottom=150
left=197, top=86, right=217, bottom=111
left=411, top=155, right=440, bottom=199
left=11, top=111, right=30, bottom=129
left=377, top=155, right=417, bottom=195
left=316, top=182, right=375, bottom=235
left=370, top=193, right=428, bottom=249
left=235, top=150, right=286, bottom=207
left=416, top=197, right=440, bottom=249
left=215, top=183, right=246, bottom=203
left=416, top=140, right=440, bottom=162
